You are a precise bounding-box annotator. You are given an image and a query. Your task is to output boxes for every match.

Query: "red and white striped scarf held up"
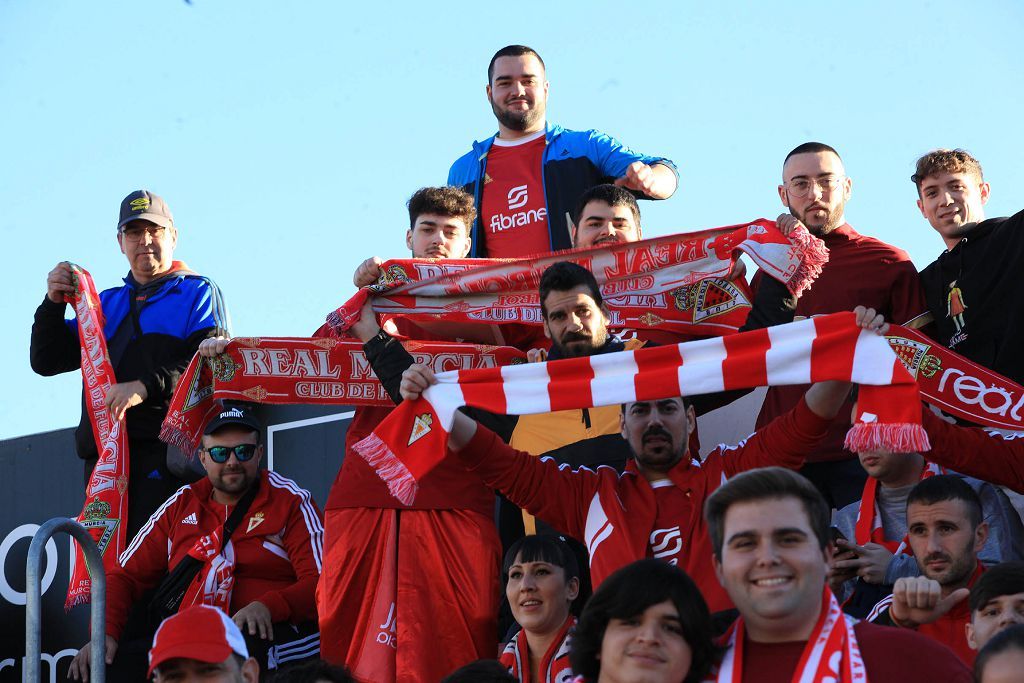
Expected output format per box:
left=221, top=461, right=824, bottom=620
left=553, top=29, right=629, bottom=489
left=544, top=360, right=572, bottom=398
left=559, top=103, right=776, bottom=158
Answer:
left=355, top=313, right=928, bottom=506
left=65, top=264, right=131, bottom=608
left=327, top=219, right=828, bottom=338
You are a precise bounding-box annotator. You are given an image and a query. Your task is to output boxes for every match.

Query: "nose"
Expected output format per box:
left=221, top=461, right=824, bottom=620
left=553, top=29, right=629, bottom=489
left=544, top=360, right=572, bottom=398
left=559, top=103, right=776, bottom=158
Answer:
left=942, top=191, right=955, bottom=205
left=808, top=182, right=825, bottom=200
left=1001, top=611, right=1024, bottom=627
left=754, top=540, right=781, bottom=566
left=520, top=573, right=537, bottom=591
left=635, top=619, right=662, bottom=645
left=924, top=532, right=943, bottom=556
left=568, top=313, right=583, bottom=330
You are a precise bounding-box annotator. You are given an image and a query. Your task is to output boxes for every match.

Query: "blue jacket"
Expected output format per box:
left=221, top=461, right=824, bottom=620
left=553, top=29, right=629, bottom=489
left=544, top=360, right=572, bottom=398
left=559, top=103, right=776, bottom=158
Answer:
left=31, top=266, right=230, bottom=458
left=447, top=123, right=677, bottom=256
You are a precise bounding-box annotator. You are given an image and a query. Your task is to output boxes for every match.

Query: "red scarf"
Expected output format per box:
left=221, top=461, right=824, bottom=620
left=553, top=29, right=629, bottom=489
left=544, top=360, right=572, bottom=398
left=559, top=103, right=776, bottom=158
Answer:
left=65, top=265, right=130, bottom=609
left=327, top=219, right=828, bottom=338
left=708, top=587, right=867, bottom=682
left=355, top=313, right=928, bottom=506
left=160, top=337, right=525, bottom=456
left=180, top=528, right=235, bottom=613
left=500, top=615, right=576, bottom=683
left=854, top=461, right=944, bottom=552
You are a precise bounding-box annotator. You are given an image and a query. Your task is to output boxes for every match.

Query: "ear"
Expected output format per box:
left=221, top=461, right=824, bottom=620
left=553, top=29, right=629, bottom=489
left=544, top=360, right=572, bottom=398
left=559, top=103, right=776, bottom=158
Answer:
left=842, top=175, right=853, bottom=201
left=406, top=229, right=414, bottom=252
left=457, top=237, right=472, bottom=258
left=169, top=226, right=178, bottom=250
left=255, top=444, right=265, bottom=468
left=685, top=404, right=697, bottom=439
left=117, top=231, right=127, bottom=256
left=542, top=317, right=552, bottom=340
left=242, top=657, right=260, bottom=683
left=966, top=621, right=978, bottom=650
left=979, top=181, right=991, bottom=205
left=777, top=184, right=788, bottom=206
left=599, top=303, right=612, bottom=325
left=485, top=83, right=492, bottom=102
left=566, top=576, right=580, bottom=602
left=916, top=198, right=927, bottom=218
left=619, top=409, right=627, bottom=440
left=974, top=521, right=989, bottom=552
left=542, top=80, right=550, bottom=101
left=712, top=553, right=725, bottom=587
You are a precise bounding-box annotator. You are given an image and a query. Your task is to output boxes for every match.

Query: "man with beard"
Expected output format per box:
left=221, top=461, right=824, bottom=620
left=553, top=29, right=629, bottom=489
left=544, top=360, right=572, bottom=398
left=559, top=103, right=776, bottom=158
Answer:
left=68, top=404, right=323, bottom=681
left=752, top=142, right=929, bottom=510
left=869, top=475, right=988, bottom=664
left=448, top=45, right=677, bottom=258
left=396, top=311, right=878, bottom=609
left=913, top=149, right=1024, bottom=384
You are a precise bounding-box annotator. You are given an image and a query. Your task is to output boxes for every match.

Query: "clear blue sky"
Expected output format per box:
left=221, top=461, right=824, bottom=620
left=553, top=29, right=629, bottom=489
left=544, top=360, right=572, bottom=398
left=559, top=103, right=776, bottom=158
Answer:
left=2, top=0, right=1021, bottom=440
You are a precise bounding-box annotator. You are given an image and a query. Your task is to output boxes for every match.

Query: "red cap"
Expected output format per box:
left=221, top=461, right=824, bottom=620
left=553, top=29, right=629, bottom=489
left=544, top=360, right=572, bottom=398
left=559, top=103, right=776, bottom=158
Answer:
left=148, top=605, right=249, bottom=676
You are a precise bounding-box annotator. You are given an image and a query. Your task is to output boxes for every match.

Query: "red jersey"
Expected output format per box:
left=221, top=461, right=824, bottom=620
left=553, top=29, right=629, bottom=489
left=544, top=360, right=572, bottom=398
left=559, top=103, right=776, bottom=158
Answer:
left=107, top=471, right=323, bottom=639
left=480, top=132, right=551, bottom=257
left=457, top=397, right=831, bottom=612
left=753, top=224, right=929, bottom=462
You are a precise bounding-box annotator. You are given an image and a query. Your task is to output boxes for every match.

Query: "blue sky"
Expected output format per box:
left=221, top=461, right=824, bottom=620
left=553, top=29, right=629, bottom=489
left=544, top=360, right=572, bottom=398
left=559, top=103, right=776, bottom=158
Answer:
left=2, top=0, right=1022, bottom=439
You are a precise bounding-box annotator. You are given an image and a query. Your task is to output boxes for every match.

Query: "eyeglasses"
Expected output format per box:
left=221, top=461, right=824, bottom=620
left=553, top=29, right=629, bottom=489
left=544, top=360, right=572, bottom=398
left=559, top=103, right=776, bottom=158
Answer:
left=784, top=176, right=846, bottom=198
left=119, top=225, right=168, bottom=242
left=203, top=443, right=259, bottom=463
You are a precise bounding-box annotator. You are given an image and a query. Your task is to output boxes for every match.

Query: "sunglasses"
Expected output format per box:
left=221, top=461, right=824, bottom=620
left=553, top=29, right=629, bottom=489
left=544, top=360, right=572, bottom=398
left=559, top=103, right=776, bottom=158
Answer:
left=204, top=443, right=259, bottom=463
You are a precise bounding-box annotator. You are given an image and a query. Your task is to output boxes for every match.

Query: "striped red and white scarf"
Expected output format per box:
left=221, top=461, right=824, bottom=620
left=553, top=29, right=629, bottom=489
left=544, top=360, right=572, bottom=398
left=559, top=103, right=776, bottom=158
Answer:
left=354, top=312, right=928, bottom=506
left=65, top=264, right=130, bottom=608
left=707, top=587, right=867, bottom=682
left=854, top=461, right=944, bottom=552
left=327, top=219, right=828, bottom=339
left=500, top=615, right=576, bottom=683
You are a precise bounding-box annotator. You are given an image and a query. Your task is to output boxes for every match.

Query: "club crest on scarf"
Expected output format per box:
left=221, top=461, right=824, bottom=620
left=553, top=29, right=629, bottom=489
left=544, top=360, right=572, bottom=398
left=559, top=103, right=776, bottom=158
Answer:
left=408, top=413, right=433, bottom=446
left=888, top=335, right=942, bottom=380
left=80, top=498, right=119, bottom=556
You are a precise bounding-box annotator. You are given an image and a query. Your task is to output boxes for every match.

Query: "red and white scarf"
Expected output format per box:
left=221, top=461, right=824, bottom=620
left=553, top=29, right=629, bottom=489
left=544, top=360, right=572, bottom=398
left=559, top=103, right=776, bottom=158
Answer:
left=854, top=461, right=944, bottom=552
left=354, top=312, right=928, bottom=506
left=65, top=264, right=130, bottom=609
left=327, top=219, right=828, bottom=338
left=708, top=587, right=867, bottom=682
left=160, top=337, right=525, bottom=456
left=500, top=615, right=576, bottom=683
left=180, top=528, right=235, bottom=613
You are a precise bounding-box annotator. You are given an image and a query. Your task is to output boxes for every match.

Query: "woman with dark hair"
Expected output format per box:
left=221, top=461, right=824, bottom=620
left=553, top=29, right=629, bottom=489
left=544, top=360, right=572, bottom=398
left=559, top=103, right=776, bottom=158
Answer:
left=569, top=560, right=718, bottom=683
left=500, top=535, right=582, bottom=682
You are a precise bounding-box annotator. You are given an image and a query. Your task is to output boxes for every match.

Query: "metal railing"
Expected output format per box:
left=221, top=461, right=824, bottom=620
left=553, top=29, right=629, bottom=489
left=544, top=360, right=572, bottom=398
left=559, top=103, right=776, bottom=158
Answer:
left=24, top=518, right=105, bottom=683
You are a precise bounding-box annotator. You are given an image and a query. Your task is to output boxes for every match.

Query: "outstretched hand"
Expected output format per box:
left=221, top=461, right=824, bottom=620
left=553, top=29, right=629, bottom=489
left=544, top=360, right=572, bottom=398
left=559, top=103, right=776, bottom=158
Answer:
left=890, top=576, right=970, bottom=628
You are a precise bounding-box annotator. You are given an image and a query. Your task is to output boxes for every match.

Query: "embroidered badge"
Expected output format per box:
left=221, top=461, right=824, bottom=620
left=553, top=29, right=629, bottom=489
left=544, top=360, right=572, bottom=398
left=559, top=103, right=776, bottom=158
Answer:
left=408, top=413, right=433, bottom=446
left=246, top=512, right=265, bottom=533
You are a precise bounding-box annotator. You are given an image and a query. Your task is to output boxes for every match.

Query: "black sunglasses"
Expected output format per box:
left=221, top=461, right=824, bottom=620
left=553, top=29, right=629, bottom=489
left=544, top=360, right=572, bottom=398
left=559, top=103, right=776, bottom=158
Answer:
left=204, top=443, right=259, bottom=463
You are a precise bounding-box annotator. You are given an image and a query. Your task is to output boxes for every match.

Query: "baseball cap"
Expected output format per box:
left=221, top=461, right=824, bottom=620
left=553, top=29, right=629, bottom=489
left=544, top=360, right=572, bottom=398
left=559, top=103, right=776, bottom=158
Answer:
left=118, top=189, right=174, bottom=231
left=148, top=605, right=249, bottom=676
left=204, top=403, right=263, bottom=436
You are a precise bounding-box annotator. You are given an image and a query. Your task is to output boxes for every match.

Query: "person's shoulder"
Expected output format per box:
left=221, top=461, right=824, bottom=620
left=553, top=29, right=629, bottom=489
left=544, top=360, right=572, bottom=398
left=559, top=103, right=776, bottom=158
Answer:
left=265, top=469, right=317, bottom=504
left=855, top=621, right=972, bottom=679
left=845, top=228, right=914, bottom=262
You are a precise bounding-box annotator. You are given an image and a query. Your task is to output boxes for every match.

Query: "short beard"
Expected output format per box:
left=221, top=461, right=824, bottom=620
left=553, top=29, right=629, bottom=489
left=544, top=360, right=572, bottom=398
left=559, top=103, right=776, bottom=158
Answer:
left=790, top=197, right=847, bottom=236
left=554, top=327, right=608, bottom=358
left=490, top=98, right=544, bottom=132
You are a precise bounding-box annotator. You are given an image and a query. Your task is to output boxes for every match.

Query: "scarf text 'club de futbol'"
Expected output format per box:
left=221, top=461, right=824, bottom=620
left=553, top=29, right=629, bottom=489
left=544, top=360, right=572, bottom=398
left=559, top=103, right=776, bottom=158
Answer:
left=355, top=313, right=929, bottom=506
left=327, top=219, right=829, bottom=338
left=65, top=264, right=130, bottom=609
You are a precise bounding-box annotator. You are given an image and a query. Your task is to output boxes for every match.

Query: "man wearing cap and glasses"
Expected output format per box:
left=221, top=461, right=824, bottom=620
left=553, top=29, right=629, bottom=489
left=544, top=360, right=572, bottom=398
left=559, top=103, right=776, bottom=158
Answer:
left=30, top=189, right=231, bottom=543
left=68, top=404, right=324, bottom=681
left=148, top=605, right=260, bottom=683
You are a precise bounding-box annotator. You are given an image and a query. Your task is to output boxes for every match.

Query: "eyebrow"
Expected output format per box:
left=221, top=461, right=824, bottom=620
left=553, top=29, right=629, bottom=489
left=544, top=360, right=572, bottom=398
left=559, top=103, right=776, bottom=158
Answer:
left=726, top=527, right=808, bottom=544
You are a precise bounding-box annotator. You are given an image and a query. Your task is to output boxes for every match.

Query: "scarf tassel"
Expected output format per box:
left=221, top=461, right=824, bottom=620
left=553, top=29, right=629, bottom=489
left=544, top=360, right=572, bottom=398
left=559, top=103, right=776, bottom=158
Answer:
left=844, top=422, right=931, bottom=454
left=353, top=432, right=419, bottom=506
left=784, top=224, right=831, bottom=298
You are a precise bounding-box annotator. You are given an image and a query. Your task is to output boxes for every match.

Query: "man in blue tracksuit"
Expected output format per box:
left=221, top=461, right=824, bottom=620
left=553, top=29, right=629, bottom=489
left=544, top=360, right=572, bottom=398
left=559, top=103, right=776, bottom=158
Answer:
left=448, top=44, right=679, bottom=258
left=31, top=189, right=230, bottom=542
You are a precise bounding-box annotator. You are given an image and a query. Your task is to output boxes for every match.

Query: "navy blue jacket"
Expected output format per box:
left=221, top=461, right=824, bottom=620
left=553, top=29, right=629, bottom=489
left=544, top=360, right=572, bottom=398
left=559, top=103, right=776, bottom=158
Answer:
left=448, top=123, right=677, bottom=256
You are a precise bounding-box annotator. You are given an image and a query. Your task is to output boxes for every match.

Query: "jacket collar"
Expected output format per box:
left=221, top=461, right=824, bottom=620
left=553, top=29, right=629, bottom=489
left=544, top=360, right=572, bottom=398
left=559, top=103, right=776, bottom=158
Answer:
left=473, top=122, right=563, bottom=158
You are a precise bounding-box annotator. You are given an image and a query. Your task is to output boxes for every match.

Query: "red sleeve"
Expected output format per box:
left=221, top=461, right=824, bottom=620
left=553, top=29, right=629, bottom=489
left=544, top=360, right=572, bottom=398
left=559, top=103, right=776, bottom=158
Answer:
left=105, top=497, right=182, bottom=640
left=456, top=425, right=604, bottom=540
left=717, top=396, right=831, bottom=477
left=888, top=259, right=930, bottom=328
left=855, top=622, right=972, bottom=682
left=922, top=408, right=1024, bottom=493
left=258, top=478, right=324, bottom=623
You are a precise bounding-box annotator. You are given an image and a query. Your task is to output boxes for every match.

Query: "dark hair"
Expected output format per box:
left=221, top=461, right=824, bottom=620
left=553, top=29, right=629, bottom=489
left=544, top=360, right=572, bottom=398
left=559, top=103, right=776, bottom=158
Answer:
left=406, top=186, right=476, bottom=231
left=487, top=45, right=545, bottom=84
left=268, top=659, right=355, bottom=683
left=538, top=261, right=602, bottom=316
left=441, top=659, right=517, bottom=683
left=784, top=142, right=842, bottom=166
left=503, top=534, right=588, bottom=616
left=572, top=184, right=642, bottom=232
left=912, top=149, right=984, bottom=192
left=907, top=474, right=983, bottom=529
left=704, top=467, right=830, bottom=559
left=570, top=560, right=718, bottom=683
left=974, top=623, right=1024, bottom=682
left=971, top=562, right=1024, bottom=613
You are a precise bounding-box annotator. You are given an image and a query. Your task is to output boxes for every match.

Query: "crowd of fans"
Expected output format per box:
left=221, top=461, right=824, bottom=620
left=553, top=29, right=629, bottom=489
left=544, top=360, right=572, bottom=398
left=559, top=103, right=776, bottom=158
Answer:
left=31, top=43, right=1024, bottom=683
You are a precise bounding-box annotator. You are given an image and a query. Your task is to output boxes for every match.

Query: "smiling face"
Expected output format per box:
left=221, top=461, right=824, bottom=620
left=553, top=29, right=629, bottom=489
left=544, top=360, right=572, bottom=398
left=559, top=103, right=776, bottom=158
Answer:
left=906, top=499, right=987, bottom=589
left=200, top=426, right=262, bottom=504
left=596, top=599, right=693, bottom=683
left=916, top=171, right=990, bottom=249
left=405, top=213, right=471, bottom=259
left=620, top=399, right=695, bottom=482
left=713, top=497, right=829, bottom=643
left=118, top=219, right=178, bottom=284
left=573, top=200, right=641, bottom=249
left=541, top=285, right=610, bottom=357
left=969, top=593, right=1024, bottom=651
left=777, top=151, right=852, bottom=236
left=506, top=552, right=578, bottom=640
left=486, top=54, right=548, bottom=135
